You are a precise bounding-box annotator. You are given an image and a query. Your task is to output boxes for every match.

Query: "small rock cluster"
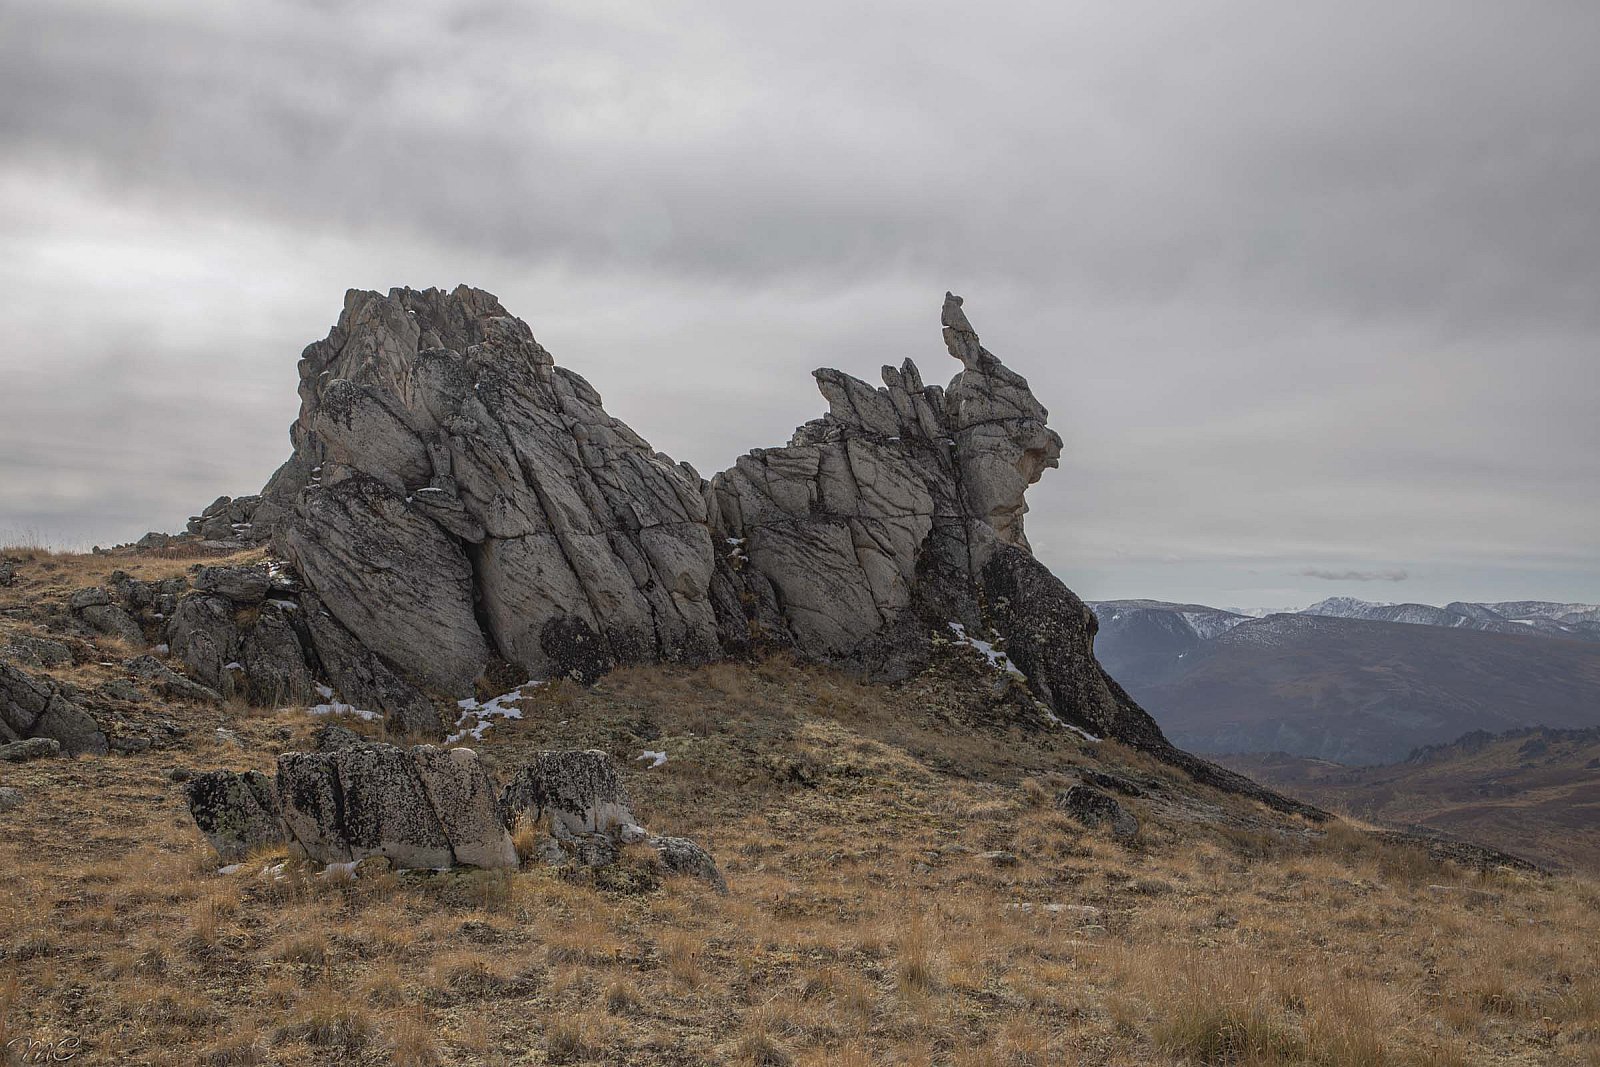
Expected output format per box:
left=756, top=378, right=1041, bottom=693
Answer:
left=185, top=745, right=725, bottom=890
left=0, top=661, right=108, bottom=755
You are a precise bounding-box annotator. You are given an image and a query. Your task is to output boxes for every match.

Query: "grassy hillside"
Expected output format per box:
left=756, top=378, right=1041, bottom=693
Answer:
left=1224, top=728, right=1600, bottom=876
left=3, top=551, right=1600, bottom=1064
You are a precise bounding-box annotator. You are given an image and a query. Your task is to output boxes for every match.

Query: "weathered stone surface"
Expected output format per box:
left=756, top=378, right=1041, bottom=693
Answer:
left=1, top=636, right=73, bottom=669
left=268, top=286, right=722, bottom=693
left=68, top=587, right=111, bottom=610
left=275, top=744, right=516, bottom=869
left=164, top=594, right=239, bottom=694
left=1056, top=785, right=1140, bottom=840
left=126, top=655, right=223, bottom=705
left=312, top=723, right=368, bottom=752
left=647, top=835, right=728, bottom=892
left=0, top=787, right=21, bottom=811
left=283, top=474, right=486, bottom=695
left=78, top=603, right=145, bottom=644
left=194, top=564, right=273, bottom=603
left=0, top=662, right=108, bottom=755
left=299, top=594, right=442, bottom=736
left=241, top=601, right=314, bottom=707
left=704, top=292, right=1062, bottom=675
left=499, top=750, right=638, bottom=838
left=411, top=746, right=520, bottom=869
left=185, top=770, right=286, bottom=861
left=0, top=736, right=61, bottom=762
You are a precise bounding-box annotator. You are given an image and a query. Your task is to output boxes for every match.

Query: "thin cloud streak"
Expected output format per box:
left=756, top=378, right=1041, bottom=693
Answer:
left=1300, top=568, right=1410, bottom=583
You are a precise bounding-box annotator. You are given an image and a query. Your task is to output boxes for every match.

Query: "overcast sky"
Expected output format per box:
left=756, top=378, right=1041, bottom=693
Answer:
left=2, top=0, right=1596, bottom=610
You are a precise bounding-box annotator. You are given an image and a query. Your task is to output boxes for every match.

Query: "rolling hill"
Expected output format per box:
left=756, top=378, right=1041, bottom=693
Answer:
left=1222, top=726, right=1600, bottom=873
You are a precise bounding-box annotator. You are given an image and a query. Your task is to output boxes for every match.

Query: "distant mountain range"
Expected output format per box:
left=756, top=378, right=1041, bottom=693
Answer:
left=1090, top=597, right=1600, bottom=765
left=1219, top=726, right=1600, bottom=873
left=1301, top=596, right=1600, bottom=642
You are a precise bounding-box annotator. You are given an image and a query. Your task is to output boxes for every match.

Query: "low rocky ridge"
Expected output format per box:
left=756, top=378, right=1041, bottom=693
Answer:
left=186, top=738, right=726, bottom=889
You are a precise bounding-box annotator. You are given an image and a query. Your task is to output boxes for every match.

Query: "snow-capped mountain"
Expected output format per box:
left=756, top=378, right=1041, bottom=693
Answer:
left=1303, top=596, right=1600, bottom=641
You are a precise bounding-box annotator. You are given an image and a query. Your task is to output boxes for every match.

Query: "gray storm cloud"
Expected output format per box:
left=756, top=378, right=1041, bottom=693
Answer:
left=1, top=0, right=1596, bottom=609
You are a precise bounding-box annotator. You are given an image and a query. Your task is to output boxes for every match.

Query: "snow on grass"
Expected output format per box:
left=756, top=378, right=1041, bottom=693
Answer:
left=947, top=621, right=1026, bottom=679
left=307, top=687, right=383, bottom=722
left=446, top=680, right=542, bottom=744
left=636, top=750, right=668, bottom=769
left=1041, top=706, right=1101, bottom=742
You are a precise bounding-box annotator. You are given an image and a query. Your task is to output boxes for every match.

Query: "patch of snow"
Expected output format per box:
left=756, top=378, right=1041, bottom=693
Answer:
left=946, top=622, right=1026, bottom=679
left=268, top=598, right=298, bottom=611
left=1041, top=706, right=1101, bottom=741
left=223, top=661, right=244, bottom=671
left=308, top=699, right=383, bottom=722
left=315, top=684, right=334, bottom=700
left=217, top=863, right=243, bottom=875
left=637, top=750, right=667, bottom=769
left=446, top=680, right=542, bottom=744
left=153, top=643, right=169, bottom=654
left=321, top=861, right=358, bottom=879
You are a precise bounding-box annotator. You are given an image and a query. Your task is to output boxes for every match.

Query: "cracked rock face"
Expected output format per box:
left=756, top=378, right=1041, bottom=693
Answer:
left=499, top=749, right=638, bottom=838
left=275, top=743, right=517, bottom=870
left=262, top=286, right=1062, bottom=695
left=272, top=286, right=720, bottom=691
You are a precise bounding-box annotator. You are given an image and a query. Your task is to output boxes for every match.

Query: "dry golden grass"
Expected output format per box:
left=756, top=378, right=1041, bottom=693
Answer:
left=2, top=633, right=1600, bottom=1064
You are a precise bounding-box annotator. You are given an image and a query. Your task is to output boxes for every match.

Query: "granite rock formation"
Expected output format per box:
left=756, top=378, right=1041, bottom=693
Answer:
left=152, top=285, right=1314, bottom=817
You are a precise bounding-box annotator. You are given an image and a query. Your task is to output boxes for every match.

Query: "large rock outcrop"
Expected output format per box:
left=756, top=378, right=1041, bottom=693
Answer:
left=164, top=285, right=1313, bottom=817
